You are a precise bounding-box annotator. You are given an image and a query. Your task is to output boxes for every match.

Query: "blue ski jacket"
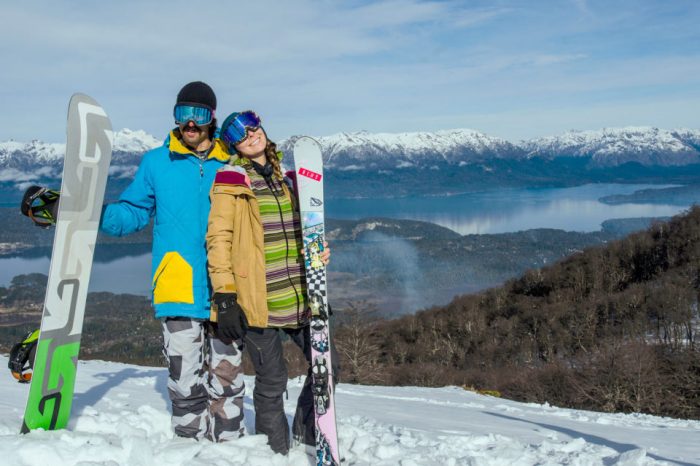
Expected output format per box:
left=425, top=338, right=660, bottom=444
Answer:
left=100, top=130, right=230, bottom=319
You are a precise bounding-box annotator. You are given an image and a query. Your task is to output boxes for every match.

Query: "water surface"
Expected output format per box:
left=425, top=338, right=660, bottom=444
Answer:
left=1, top=183, right=694, bottom=294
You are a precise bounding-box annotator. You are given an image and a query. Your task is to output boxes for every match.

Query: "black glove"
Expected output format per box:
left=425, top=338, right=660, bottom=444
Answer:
left=212, top=292, right=248, bottom=342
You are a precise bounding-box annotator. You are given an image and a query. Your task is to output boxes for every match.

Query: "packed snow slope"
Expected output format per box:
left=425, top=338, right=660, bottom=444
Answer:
left=0, top=357, right=698, bottom=465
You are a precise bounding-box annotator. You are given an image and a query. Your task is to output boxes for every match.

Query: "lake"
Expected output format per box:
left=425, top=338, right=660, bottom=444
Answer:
left=0, top=253, right=153, bottom=296
left=327, top=183, right=688, bottom=235
left=1, top=183, right=693, bottom=295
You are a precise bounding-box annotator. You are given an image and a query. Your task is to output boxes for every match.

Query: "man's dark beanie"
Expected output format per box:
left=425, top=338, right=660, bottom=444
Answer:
left=176, top=81, right=217, bottom=111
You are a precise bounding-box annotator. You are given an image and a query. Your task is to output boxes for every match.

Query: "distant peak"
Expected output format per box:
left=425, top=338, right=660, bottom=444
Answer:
left=113, top=128, right=161, bottom=152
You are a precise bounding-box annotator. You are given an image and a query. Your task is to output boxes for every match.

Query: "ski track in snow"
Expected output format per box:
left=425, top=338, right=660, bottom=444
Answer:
left=0, top=357, right=698, bottom=466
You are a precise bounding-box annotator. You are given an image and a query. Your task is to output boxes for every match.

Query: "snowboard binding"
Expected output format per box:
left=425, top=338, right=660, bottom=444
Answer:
left=20, top=185, right=60, bottom=228
left=8, top=329, right=39, bottom=383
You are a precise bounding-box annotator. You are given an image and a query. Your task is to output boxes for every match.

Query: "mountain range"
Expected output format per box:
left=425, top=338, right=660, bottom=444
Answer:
left=2, top=126, right=700, bottom=199
left=281, top=126, right=700, bottom=170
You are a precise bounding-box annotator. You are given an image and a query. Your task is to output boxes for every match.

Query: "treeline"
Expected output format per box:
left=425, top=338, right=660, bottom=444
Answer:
left=0, top=281, right=163, bottom=366
left=333, top=207, right=700, bottom=419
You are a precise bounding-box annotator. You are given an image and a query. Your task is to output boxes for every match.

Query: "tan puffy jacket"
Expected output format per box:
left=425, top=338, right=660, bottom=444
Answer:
left=206, top=169, right=269, bottom=328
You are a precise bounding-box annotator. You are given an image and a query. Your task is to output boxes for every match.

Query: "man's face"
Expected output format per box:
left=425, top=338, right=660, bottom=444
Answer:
left=179, top=120, right=210, bottom=149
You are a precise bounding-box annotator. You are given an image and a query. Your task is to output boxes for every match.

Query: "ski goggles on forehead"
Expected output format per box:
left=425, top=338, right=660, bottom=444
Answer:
left=221, top=111, right=262, bottom=146
left=173, top=104, right=214, bottom=126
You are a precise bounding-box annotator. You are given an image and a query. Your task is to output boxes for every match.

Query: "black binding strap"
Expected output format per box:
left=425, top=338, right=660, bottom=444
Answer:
left=20, top=186, right=60, bottom=228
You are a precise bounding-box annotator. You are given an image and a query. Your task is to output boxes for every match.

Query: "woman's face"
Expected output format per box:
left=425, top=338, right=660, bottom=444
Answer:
left=234, top=127, right=267, bottom=159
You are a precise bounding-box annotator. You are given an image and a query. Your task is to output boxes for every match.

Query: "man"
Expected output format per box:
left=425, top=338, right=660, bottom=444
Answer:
left=99, top=81, right=244, bottom=442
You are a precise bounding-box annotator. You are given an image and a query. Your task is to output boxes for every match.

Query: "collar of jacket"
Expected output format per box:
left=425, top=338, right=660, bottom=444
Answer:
left=165, top=129, right=230, bottom=162
left=212, top=173, right=255, bottom=197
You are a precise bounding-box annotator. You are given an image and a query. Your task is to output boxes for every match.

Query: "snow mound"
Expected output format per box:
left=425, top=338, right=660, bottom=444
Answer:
left=0, top=357, right=698, bottom=465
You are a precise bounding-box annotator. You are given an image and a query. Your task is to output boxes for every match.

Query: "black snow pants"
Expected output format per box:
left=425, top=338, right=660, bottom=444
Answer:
left=244, top=325, right=340, bottom=455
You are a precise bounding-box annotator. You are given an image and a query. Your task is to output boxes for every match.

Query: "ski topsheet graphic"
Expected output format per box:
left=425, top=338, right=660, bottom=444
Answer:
left=21, top=94, right=113, bottom=433
left=294, top=137, right=340, bottom=466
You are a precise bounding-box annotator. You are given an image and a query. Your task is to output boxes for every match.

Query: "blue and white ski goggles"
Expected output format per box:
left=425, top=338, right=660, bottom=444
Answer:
left=221, top=111, right=262, bottom=147
left=173, top=104, right=214, bottom=126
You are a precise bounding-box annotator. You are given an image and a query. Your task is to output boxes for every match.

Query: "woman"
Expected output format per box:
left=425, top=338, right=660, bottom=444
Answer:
left=206, top=111, right=333, bottom=455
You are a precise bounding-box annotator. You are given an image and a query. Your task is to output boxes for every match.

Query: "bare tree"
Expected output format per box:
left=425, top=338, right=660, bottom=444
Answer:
left=333, top=301, right=384, bottom=384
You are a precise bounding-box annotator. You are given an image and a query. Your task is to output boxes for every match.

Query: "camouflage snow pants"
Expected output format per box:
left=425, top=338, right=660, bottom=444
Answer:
left=161, top=317, right=245, bottom=442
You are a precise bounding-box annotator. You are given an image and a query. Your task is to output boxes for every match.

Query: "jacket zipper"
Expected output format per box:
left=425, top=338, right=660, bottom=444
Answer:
left=197, top=153, right=207, bottom=311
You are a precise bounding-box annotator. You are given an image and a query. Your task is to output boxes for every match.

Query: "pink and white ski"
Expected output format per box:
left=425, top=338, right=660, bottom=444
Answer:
left=294, top=136, right=340, bottom=466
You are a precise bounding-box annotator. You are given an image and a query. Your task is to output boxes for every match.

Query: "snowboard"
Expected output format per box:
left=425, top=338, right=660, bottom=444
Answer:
left=294, top=137, right=340, bottom=466
left=21, top=94, right=113, bottom=433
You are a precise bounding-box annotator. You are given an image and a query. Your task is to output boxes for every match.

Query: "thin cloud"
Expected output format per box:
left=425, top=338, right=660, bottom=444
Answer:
left=450, top=7, right=514, bottom=28
left=528, top=54, right=588, bottom=66
left=571, top=0, right=591, bottom=14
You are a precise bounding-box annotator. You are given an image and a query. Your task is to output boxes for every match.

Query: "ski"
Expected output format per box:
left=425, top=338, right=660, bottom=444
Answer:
left=21, top=94, right=113, bottom=433
left=294, top=136, right=340, bottom=466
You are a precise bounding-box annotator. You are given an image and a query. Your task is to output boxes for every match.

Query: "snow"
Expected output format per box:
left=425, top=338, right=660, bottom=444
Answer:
left=0, top=140, right=65, bottom=163
left=320, top=128, right=510, bottom=153
left=0, top=129, right=161, bottom=162
left=112, top=129, right=162, bottom=153
left=3, top=127, right=700, bottom=172
left=522, top=127, right=700, bottom=165
left=1, top=356, right=698, bottom=465
left=311, top=129, right=517, bottom=165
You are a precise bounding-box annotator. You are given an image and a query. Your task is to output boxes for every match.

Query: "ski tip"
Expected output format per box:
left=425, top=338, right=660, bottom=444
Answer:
left=67, top=93, right=111, bottom=129
left=65, top=92, right=114, bottom=156
left=293, top=136, right=322, bottom=152
left=69, top=93, right=101, bottom=107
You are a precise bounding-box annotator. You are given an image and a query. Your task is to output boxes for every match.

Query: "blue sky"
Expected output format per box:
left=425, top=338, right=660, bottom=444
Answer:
left=1, top=0, right=699, bottom=142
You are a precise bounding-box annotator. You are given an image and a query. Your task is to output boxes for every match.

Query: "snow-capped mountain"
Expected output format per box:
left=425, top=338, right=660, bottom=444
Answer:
left=2, top=126, right=700, bottom=196
left=0, top=129, right=162, bottom=185
left=112, top=128, right=162, bottom=154
left=523, top=127, right=700, bottom=167
left=279, top=129, right=524, bottom=170
left=0, top=128, right=161, bottom=164
left=3, top=126, right=700, bottom=173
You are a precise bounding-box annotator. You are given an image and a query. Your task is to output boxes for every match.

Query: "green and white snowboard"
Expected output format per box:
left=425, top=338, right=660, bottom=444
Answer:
left=21, top=94, right=113, bottom=433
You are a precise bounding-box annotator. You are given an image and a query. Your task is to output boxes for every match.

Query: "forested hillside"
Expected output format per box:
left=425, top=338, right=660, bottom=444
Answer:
left=339, top=207, right=700, bottom=419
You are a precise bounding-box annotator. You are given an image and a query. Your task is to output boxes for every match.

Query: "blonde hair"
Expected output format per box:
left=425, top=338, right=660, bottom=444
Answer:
left=264, top=140, right=284, bottom=182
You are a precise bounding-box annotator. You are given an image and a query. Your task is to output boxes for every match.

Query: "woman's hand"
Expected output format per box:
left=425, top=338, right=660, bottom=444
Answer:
left=301, top=241, right=331, bottom=266
left=320, top=241, right=331, bottom=266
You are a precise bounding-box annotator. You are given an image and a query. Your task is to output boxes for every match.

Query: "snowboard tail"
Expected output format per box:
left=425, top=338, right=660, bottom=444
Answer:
left=294, top=136, right=340, bottom=466
left=22, top=94, right=113, bottom=433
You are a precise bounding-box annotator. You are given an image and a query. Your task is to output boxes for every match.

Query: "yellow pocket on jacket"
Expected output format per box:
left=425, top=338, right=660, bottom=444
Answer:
left=153, top=252, right=194, bottom=304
